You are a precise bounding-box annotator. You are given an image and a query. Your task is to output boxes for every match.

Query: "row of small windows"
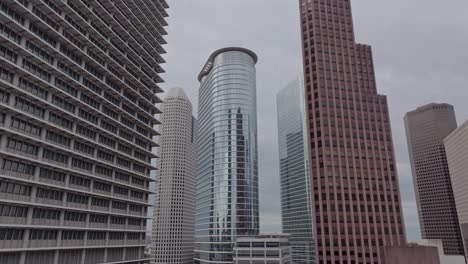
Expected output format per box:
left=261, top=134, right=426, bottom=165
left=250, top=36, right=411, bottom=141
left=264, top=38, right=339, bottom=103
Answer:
left=0, top=85, right=153, bottom=153
left=0, top=26, right=156, bottom=135
left=0, top=6, right=158, bottom=114
left=1, top=131, right=149, bottom=175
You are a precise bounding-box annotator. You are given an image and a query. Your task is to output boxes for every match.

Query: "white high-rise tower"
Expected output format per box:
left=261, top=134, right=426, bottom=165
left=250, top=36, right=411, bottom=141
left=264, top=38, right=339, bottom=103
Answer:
left=152, top=87, right=197, bottom=264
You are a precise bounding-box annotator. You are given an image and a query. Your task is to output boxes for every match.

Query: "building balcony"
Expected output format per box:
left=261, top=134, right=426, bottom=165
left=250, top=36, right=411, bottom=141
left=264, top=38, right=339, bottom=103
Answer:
left=0, top=216, right=27, bottom=225
left=86, top=239, right=107, bottom=246
left=110, top=224, right=126, bottom=230
left=0, top=169, right=34, bottom=181
left=108, top=240, right=125, bottom=246
left=89, top=222, right=108, bottom=229
left=0, top=193, right=31, bottom=202
left=65, top=202, right=88, bottom=210
left=31, top=219, right=60, bottom=226
left=63, top=220, right=86, bottom=228
left=60, top=240, right=84, bottom=247
left=0, top=240, right=23, bottom=249
left=36, top=197, right=63, bottom=206
left=28, top=239, right=57, bottom=248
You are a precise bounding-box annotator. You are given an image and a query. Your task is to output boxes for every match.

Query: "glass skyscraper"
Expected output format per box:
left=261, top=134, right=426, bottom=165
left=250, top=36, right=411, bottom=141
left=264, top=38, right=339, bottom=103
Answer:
left=277, top=77, right=315, bottom=264
left=194, top=47, right=259, bottom=264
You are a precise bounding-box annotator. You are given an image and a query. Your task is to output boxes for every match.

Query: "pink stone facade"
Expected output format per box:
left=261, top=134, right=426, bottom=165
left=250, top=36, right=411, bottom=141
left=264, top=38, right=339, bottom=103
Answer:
left=382, top=246, right=441, bottom=264
left=299, top=0, right=407, bottom=263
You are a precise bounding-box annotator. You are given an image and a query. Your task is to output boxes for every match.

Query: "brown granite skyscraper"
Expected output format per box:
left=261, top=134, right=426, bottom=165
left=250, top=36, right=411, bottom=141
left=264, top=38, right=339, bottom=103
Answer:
left=405, top=103, right=464, bottom=256
left=299, top=0, right=406, bottom=263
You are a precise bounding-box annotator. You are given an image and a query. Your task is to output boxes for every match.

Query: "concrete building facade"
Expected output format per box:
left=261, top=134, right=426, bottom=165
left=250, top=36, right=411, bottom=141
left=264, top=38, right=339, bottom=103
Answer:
left=445, top=121, right=468, bottom=259
left=151, top=88, right=197, bottom=264
left=194, top=47, right=259, bottom=263
left=0, top=0, right=168, bottom=263
left=405, top=103, right=464, bottom=255
left=277, top=77, right=314, bottom=264
left=233, top=234, right=291, bottom=264
left=299, top=0, right=406, bottom=262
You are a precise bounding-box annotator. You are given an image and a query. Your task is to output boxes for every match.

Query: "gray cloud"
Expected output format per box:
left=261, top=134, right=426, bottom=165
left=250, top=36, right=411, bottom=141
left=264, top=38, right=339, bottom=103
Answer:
left=160, top=0, right=468, bottom=240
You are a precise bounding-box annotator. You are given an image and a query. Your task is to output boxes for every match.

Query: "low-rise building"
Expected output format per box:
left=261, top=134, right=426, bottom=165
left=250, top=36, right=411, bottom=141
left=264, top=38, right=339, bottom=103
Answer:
left=233, top=233, right=291, bottom=264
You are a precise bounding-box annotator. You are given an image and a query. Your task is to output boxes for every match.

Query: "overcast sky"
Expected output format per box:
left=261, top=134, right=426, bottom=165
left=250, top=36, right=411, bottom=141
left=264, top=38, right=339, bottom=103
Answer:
left=159, top=0, right=468, bottom=240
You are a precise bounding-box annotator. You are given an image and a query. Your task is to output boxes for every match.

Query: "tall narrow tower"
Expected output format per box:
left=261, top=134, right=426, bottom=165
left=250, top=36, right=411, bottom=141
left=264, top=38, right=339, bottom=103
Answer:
left=277, top=77, right=315, bottom=264
left=405, top=103, right=464, bottom=256
left=299, top=0, right=406, bottom=263
left=152, top=88, right=197, bottom=263
left=194, top=47, right=259, bottom=264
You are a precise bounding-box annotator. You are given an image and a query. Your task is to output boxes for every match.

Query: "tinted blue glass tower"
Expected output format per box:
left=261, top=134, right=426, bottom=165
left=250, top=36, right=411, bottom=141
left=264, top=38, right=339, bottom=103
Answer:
left=194, top=48, right=259, bottom=263
left=277, top=77, right=315, bottom=264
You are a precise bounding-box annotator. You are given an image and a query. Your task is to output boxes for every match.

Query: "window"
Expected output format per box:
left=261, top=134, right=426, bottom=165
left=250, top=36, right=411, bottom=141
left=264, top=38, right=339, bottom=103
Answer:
left=0, top=45, right=17, bottom=63
left=55, top=78, right=78, bottom=97
left=117, top=157, right=131, bottom=168
left=36, top=188, right=62, bottom=200
left=0, top=24, right=21, bottom=43
left=0, top=204, right=28, bottom=217
left=133, top=164, right=146, bottom=174
left=113, top=186, right=128, bottom=196
left=14, top=97, right=44, bottom=118
left=29, top=230, right=57, bottom=240
left=49, top=112, right=73, bottom=130
left=58, top=62, right=80, bottom=81
left=39, top=168, right=66, bottom=183
left=89, top=214, right=107, bottom=224
left=110, top=216, right=125, bottom=225
left=46, top=130, right=71, bottom=147
left=118, top=144, right=132, bottom=155
left=10, top=117, right=42, bottom=137
left=69, top=175, right=90, bottom=188
left=81, top=93, right=100, bottom=109
left=115, top=172, right=130, bottom=183
left=94, top=181, right=111, bottom=192
left=26, top=41, right=53, bottom=64
left=74, top=141, right=95, bottom=155
left=88, top=232, right=106, bottom=240
left=0, top=66, right=13, bottom=82
left=78, top=109, right=98, bottom=124
left=99, top=135, right=116, bottom=148
left=112, top=201, right=126, bottom=210
left=64, top=211, right=86, bottom=222
left=42, top=149, right=68, bottom=165
left=52, top=95, right=75, bottom=113
left=71, top=158, right=93, bottom=172
left=0, top=88, right=10, bottom=102
left=32, top=208, right=60, bottom=220
left=0, top=229, right=24, bottom=240
left=101, top=120, right=117, bottom=134
left=91, top=197, right=109, bottom=208
left=61, top=231, right=84, bottom=240
left=76, top=125, right=96, bottom=140
left=97, top=150, right=114, bottom=162
left=102, top=106, right=119, bottom=120
left=6, top=138, right=38, bottom=156
left=2, top=159, right=35, bottom=177
left=22, top=60, right=50, bottom=81
left=66, top=193, right=88, bottom=204
left=19, top=78, right=48, bottom=100
left=83, top=78, right=101, bottom=95
left=95, top=166, right=113, bottom=178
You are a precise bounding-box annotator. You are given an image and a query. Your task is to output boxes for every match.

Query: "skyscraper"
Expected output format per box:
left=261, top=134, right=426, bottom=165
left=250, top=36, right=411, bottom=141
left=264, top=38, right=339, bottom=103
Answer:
left=445, top=121, right=468, bottom=258
left=404, top=103, right=464, bottom=256
left=0, top=0, right=168, bottom=263
left=299, top=0, right=406, bottom=263
left=151, top=88, right=197, bottom=263
left=194, top=47, right=259, bottom=263
left=277, top=77, right=314, bottom=264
